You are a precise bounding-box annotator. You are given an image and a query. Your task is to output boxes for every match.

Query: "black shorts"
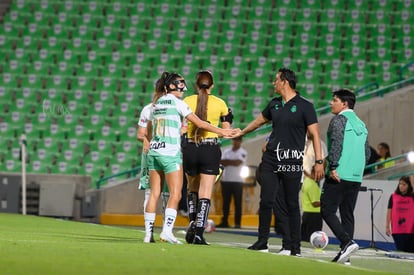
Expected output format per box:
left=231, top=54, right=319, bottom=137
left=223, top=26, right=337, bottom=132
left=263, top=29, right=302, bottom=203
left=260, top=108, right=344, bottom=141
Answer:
left=183, top=143, right=221, bottom=176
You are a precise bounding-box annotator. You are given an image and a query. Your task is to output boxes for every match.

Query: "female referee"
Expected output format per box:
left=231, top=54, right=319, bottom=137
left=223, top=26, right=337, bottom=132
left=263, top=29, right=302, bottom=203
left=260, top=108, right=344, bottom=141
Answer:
left=183, top=70, right=233, bottom=245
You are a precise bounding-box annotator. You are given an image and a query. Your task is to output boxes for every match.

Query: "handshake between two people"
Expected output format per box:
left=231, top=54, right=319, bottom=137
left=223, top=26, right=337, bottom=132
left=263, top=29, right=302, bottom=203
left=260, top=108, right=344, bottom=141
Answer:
left=219, top=128, right=242, bottom=139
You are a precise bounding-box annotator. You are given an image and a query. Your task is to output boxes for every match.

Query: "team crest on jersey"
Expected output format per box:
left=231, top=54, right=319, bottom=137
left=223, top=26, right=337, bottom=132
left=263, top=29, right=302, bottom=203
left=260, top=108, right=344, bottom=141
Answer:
left=291, top=105, right=297, bottom=113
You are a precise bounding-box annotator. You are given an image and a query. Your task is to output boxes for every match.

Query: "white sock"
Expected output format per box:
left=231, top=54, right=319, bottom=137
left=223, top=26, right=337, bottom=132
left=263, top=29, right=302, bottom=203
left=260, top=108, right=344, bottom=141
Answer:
left=162, top=208, right=177, bottom=234
left=144, top=212, right=156, bottom=236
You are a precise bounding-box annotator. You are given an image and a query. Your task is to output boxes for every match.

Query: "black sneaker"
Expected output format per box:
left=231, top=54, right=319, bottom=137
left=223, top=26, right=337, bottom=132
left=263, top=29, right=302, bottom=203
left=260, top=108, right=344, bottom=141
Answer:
left=193, top=235, right=209, bottom=245
left=247, top=239, right=269, bottom=252
left=291, top=249, right=301, bottom=257
left=331, top=251, right=341, bottom=262
left=333, top=240, right=359, bottom=263
left=185, top=221, right=196, bottom=244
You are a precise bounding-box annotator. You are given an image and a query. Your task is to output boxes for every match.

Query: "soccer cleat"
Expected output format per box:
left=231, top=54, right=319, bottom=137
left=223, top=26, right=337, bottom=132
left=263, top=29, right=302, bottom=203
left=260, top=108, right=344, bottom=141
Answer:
left=334, top=240, right=359, bottom=263
left=143, top=233, right=155, bottom=243
left=160, top=232, right=183, bottom=244
left=278, top=249, right=291, bottom=256
left=193, top=235, right=209, bottom=245
left=247, top=239, right=269, bottom=252
left=185, top=221, right=196, bottom=244
left=344, top=258, right=351, bottom=265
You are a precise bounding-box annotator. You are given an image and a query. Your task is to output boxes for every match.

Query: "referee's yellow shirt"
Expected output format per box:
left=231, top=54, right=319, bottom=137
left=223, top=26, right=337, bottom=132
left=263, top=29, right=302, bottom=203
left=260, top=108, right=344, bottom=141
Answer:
left=184, top=94, right=229, bottom=139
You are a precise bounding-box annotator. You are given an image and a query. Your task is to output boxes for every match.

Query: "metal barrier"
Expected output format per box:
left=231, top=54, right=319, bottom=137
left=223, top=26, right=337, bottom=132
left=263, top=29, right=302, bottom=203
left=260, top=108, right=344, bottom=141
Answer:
left=95, top=167, right=140, bottom=189
left=364, top=152, right=412, bottom=175
left=387, top=171, right=414, bottom=180
left=399, top=59, right=414, bottom=81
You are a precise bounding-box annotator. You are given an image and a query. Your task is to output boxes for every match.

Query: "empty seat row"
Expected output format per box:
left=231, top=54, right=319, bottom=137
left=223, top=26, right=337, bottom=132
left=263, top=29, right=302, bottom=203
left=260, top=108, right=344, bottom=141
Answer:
left=1, top=0, right=412, bottom=183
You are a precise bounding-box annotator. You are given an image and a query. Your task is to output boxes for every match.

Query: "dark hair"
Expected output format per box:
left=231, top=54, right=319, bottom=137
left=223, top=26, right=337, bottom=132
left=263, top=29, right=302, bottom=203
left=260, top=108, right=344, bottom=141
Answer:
left=395, top=176, right=413, bottom=195
left=278, top=68, right=297, bottom=89
left=153, top=71, right=183, bottom=105
left=190, top=70, right=213, bottom=137
left=332, top=88, right=356, bottom=109
left=196, top=70, right=213, bottom=90
left=164, top=71, right=184, bottom=91
left=195, top=70, right=213, bottom=120
left=378, top=142, right=391, bottom=159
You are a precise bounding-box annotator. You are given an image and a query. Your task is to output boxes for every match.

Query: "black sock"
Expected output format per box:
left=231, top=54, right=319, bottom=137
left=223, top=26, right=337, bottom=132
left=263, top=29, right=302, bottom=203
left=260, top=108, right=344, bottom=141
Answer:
left=195, top=198, right=211, bottom=237
left=187, top=192, right=198, bottom=222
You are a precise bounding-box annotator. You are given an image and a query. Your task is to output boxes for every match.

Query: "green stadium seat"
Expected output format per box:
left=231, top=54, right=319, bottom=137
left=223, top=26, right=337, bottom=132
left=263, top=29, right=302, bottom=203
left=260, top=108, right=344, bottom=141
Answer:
left=45, top=74, right=69, bottom=90
left=295, top=7, right=319, bottom=23
left=0, top=0, right=411, bottom=183
left=3, top=158, right=21, bottom=173
left=341, top=9, right=366, bottom=24
left=27, top=60, right=52, bottom=76
left=119, top=141, right=136, bottom=155
left=1, top=22, right=20, bottom=41
left=30, top=159, right=50, bottom=173
left=36, top=144, right=59, bottom=166
left=75, top=61, right=100, bottom=78
left=318, top=7, right=338, bottom=23
left=2, top=59, right=23, bottom=75
left=299, top=0, right=322, bottom=9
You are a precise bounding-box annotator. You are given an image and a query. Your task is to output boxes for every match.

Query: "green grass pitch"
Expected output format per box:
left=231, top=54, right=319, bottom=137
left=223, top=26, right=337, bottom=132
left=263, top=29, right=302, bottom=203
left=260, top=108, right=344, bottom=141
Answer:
left=0, top=213, right=410, bottom=274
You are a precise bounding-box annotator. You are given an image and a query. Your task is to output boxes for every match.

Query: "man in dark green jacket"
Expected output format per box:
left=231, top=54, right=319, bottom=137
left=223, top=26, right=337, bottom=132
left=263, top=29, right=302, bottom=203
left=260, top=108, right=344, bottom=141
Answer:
left=321, top=88, right=370, bottom=264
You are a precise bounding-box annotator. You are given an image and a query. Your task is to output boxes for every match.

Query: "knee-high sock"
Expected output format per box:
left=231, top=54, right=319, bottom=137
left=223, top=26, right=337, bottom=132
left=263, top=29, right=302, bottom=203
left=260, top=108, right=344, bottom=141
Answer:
left=162, top=208, right=177, bottom=235
left=187, top=192, right=198, bottom=222
left=195, top=198, right=211, bottom=236
left=144, top=212, right=155, bottom=237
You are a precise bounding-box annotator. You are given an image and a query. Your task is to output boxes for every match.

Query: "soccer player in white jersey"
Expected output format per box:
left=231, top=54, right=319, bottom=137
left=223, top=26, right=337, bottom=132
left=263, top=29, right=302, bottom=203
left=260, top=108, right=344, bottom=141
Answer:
left=143, top=72, right=239, bottom=244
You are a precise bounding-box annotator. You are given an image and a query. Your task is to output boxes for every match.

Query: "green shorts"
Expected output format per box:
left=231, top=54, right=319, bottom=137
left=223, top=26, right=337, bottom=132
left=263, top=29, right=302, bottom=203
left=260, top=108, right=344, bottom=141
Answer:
left=147, top=153, right=182, bottom=174
left=139, top=153, right=169, bottom=192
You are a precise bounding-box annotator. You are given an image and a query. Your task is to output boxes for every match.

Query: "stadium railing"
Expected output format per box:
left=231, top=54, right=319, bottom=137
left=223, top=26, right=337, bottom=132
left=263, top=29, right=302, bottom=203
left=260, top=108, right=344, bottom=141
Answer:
left=95, top=166, right=140, bottom=189
left=364, top=152, right=413, bottom=175
left=399, top=59, right=414, bottom=81
left=387, top=171, right=414, bottom=180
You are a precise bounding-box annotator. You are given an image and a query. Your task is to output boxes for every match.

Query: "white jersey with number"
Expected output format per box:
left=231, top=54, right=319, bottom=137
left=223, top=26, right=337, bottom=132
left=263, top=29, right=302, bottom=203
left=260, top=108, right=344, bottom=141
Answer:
left=138, top=103, right=152, bottom=128
left=148, top=93, right=192, bottom=157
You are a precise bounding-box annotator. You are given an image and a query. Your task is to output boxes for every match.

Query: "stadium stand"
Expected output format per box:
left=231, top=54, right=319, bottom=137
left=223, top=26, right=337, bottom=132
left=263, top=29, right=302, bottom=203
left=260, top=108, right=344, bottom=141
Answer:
left=0, top=0, right=412, bottom=186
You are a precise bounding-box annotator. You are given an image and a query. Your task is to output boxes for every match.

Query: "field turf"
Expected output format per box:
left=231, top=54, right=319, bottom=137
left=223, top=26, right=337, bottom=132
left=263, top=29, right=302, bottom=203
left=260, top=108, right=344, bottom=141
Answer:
left=0, top=213, right=411, bottom=274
